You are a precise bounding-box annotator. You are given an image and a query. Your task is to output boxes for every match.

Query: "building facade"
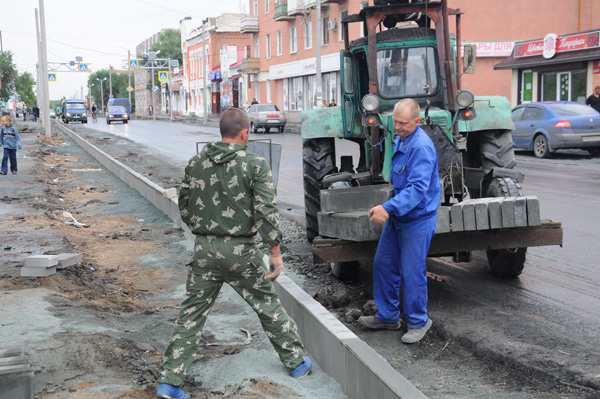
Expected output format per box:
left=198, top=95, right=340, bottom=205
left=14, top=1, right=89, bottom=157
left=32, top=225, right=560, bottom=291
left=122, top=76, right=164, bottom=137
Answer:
left=237, top=0, right=600, bottom=115
left=181, top=14, right=253, bottom=117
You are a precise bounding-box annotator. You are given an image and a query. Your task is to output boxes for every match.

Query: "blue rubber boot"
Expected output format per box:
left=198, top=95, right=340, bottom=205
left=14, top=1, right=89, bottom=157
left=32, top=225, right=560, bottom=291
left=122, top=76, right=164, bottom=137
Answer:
left=290, top=356, right=312, bottom=378
left=156, top=383, right=190, bottom=399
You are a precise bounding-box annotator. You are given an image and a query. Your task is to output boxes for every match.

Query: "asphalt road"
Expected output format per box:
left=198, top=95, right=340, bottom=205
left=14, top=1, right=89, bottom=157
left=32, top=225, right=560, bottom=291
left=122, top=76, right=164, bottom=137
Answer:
left=78, top=118, right=600, bottom=396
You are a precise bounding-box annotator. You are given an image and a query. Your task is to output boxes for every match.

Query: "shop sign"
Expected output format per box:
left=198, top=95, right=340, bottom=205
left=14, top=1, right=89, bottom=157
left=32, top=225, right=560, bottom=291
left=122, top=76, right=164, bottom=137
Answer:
left=462, top=42, right=514, bottom=57
left=515, top=31, right=600, bottom=58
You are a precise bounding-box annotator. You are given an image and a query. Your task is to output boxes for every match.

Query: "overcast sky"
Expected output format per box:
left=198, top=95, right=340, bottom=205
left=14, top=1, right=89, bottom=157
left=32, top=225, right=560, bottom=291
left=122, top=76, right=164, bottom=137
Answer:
left=2, top=0, right=247, bottom=102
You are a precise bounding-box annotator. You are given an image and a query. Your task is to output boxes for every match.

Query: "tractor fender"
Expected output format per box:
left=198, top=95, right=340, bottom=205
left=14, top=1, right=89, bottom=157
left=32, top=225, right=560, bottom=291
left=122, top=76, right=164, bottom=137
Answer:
left=301, top=107, right=349, bottom=139
left=458, top=96, right=515, bottom=133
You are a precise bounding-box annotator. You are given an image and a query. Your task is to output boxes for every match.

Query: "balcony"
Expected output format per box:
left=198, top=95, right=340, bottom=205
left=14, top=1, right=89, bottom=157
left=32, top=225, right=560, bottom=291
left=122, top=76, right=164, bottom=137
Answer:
left=241, top=58, right=260, bottom=74
left=240, top=15, right=259, bottom=33
left=274, top=2, right=295, bottom=21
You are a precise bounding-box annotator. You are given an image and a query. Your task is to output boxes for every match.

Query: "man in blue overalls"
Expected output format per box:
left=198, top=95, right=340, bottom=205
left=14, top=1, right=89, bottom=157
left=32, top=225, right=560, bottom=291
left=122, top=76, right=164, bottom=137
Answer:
left=359, top=98, right=440, bottom=344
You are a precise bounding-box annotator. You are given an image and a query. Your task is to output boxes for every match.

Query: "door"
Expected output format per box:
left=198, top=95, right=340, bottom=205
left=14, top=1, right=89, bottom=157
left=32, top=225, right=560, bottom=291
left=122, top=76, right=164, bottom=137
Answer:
left=514, top=106, right=545, bottom=148
left=521, top=70, right=532, bottom=103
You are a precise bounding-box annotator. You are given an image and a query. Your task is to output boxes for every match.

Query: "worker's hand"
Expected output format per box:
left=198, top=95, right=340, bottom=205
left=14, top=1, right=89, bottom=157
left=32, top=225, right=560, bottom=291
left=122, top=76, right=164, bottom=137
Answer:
left=369, top=205, right=389, bottom=224
left=266, top=254, right=284, bottom=281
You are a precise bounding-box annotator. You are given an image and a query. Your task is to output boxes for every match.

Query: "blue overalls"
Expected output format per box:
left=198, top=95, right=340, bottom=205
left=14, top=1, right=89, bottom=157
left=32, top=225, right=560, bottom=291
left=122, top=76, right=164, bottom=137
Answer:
left=375, top=126, right=440, bottom=329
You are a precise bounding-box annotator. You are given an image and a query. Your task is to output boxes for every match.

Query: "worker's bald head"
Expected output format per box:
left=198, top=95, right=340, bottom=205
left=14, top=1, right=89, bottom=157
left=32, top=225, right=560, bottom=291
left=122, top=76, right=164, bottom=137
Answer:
left=394, top=99, right=420, bottom=120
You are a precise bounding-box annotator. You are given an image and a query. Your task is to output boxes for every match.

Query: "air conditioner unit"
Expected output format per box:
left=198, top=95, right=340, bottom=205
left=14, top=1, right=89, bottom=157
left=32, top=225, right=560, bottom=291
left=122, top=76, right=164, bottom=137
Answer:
left=328, top=19, right=337, bottom=31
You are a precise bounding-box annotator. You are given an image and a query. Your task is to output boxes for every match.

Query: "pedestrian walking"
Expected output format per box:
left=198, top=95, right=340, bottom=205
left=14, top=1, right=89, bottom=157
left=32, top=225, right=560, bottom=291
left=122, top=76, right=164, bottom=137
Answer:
left=0, top=115, right=22, bottom=175
left=155, top=107, right=312, bottom=399
left=586, top=85, right=600, bottom=113
left=358, top=99, right=440, bottom=344
left=32, top=104, right=40, bottom=122
left=22, top=105, right=27, bottom=121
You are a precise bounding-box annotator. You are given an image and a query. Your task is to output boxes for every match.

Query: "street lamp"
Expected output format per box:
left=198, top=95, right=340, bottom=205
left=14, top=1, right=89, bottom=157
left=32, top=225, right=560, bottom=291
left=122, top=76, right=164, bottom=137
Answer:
left=95, top=77, right=107, bottom=114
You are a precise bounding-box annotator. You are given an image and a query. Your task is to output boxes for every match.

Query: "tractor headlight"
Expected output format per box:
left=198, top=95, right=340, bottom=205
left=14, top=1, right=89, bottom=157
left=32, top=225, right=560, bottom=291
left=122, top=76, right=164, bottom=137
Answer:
left=361, top=94, right=379, bottom=112
left=456, top=90, right=474, bottom=108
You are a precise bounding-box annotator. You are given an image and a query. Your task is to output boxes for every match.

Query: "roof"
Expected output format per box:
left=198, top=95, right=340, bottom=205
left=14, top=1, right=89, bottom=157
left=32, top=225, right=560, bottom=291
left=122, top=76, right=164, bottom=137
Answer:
left=495, top=46, right=600, bottom=70
left=495, top=29, right=600, bottom=70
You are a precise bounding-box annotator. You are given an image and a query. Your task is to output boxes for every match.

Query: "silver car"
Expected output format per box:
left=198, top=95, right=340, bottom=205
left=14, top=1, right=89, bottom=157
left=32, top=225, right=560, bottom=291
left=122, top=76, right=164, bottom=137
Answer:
left=246, top=104, right=286, bottom=133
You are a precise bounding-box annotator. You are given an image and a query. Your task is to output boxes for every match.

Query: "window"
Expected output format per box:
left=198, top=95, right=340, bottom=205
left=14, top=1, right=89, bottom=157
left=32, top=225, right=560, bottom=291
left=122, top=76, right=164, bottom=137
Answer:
left=511, top=107, right=526, bottom=122
left=521, top=106, right=544, bottom=121
left=541, top=70, right=587, bottom=102
left=266, top=34, right=271, bottom=59
left=253, top=0, right=258, bottom=16
left=360, top=2, right=368, bottom=36
left=339, top=10, right=348, bottom=42
left=265, top=0, right=269, bottom=14
left=290, top=27, right=297, bottom=53
left=322, top=14, right=330, bottom=45
left=277, top=31, right=282, bottom=56
left=254, top=37, right=260, bottom=58
left=304, top=21, right=312, bottom=50
left=377, top=47, right=438, bottom=98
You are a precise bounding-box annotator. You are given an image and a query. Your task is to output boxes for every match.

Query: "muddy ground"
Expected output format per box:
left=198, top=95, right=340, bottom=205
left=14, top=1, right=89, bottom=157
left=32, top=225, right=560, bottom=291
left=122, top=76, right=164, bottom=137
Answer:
left=1, top=122, right=597, bottom=398
left=0, top=124, right=345, bottom=399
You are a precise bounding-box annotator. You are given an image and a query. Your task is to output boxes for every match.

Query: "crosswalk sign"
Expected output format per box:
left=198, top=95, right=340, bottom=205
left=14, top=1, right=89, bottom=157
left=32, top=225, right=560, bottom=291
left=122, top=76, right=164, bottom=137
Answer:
left=129, top=59, right=139, bottom=69
left=48, top=73, right=57, bottom=82
left=78, top=63, right=89, bottom=72
left=158, top=71, right=169, bottom=82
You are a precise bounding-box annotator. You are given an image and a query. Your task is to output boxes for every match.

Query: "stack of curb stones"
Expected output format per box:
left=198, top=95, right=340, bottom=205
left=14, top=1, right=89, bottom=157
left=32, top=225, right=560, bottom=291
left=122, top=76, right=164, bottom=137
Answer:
left=0, top=343, right=34, bottom=399
left=20, top=253, right=83, bottom=277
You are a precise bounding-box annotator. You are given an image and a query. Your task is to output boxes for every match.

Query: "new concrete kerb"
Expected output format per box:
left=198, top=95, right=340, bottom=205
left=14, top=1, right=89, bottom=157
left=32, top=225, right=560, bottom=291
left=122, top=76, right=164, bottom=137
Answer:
left=56, top=123, right=427, bottom=399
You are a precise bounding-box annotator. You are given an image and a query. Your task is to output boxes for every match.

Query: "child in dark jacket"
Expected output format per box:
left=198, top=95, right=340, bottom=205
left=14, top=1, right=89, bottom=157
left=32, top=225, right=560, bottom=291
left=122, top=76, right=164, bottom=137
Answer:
left=0, top=115, right=22, bottom=175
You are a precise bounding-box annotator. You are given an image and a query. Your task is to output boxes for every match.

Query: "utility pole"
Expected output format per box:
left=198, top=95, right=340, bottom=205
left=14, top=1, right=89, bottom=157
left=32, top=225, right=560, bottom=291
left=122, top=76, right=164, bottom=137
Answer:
left=38, top=0, right=51, bottom=138
left=127, top=50, right=132, bottom=105
left=0, top=31, right=3, bottom=52
left=315, top=0, right=322, bottom=108
left=34, top=10, right=43, bottom=124
left=109, top=65, right=113, bottom=96
left=151, top=63, right=155, bottom=120
left=168, top=58, right=173, bottom=121
left=202, top=19, right=209, bottom=123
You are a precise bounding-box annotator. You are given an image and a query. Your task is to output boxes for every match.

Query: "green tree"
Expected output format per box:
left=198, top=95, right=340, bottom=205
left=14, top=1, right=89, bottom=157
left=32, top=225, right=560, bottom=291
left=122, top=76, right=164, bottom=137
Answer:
left=88, top=69, right=135, bottom=111
left=149, top=29, right=182, bottom=65
left=0, top=52, right=18, bottom=102
left=16, top=72, right=36, bottom=106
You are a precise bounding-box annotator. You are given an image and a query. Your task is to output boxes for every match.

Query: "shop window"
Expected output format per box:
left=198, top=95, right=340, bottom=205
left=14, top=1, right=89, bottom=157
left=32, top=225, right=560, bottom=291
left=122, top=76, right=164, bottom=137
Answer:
left=541, top=70, right=586, bottom=102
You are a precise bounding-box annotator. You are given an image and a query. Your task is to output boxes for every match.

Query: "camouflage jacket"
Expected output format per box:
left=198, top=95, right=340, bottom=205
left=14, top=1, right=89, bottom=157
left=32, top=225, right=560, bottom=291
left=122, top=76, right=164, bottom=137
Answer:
left=178, top=141, right=282, bottom=248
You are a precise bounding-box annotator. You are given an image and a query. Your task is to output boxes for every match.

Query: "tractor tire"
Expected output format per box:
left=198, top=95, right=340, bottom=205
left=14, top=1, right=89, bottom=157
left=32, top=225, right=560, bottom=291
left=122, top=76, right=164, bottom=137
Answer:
left=479, top=130, right=517, bottom=170
left=331, top=261, right=360, bottom=280
left=303, top=138, right=336, bottom=242
left=485, top=176, right=527, bottom=278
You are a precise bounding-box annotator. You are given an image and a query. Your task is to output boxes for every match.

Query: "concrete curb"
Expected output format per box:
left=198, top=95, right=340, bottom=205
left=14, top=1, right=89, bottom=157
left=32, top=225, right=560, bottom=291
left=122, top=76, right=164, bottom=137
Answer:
left=55, top=123, right=427, bottom=399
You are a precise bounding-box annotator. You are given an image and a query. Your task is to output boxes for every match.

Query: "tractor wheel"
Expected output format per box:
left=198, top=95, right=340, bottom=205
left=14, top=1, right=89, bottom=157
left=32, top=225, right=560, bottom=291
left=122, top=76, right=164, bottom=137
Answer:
left=479, top=130, right=517, bottom=170
left=485, top=176, right=527, bottom=278
left=303, top=138, right=336, bottom=242
left=331, top=261, right=360, bottom=280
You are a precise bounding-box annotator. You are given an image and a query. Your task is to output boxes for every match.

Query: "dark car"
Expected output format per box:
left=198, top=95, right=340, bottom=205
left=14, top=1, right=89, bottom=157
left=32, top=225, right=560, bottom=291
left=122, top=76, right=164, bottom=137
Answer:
left=511, top=101, right=600, bottom=158
left=246, top=104, right=286, bottom=133
left=106, top=105, right=129, bottom=124
left=61, top=99, right=88, bottom=124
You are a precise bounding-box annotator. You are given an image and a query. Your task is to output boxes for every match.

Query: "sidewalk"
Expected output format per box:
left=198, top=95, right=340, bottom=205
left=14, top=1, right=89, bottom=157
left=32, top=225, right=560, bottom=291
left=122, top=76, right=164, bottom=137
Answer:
left=0, top=121, right=344, bottom=398
left=132, top=113, right=302, bottom=134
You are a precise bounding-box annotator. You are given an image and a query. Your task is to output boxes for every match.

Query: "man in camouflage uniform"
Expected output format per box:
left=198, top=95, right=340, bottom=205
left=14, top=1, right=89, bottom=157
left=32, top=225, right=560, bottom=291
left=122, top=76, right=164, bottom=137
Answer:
left=156, top=108, right=311, bottom=399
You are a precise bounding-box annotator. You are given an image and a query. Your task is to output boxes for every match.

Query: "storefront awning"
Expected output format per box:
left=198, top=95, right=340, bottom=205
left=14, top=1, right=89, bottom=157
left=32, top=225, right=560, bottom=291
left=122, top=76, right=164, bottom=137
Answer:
left=495, top=46, right=600, bottom=70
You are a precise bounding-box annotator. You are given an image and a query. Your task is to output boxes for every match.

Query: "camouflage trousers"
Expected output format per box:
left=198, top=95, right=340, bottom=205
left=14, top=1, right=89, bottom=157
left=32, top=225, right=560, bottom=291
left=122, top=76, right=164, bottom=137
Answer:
left=158, top=235, right=305, bottom=386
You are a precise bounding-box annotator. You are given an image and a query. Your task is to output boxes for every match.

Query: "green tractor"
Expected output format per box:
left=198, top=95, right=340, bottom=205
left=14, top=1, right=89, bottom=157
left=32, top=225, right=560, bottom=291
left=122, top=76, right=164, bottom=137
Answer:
left=301, top=0, right=562, bottom=279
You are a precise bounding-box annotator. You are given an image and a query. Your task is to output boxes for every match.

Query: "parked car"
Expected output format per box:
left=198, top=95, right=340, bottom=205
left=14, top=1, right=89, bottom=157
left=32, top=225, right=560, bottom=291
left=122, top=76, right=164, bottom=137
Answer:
left=49, top=109, right=57, bottom=119
left=511, top=101, right=600, bottom=158
left=106, top=105, right=129, bottom=124
left=246, top=104, right=286, bottom=133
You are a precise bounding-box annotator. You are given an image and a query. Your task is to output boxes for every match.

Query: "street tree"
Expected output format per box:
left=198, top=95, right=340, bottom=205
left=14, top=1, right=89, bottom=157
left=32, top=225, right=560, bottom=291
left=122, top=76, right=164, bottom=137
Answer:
left=16, top=72, right=37, bottom=107
left=88, top=69, right=135, bottom=111
left=0, top=52, right=18, bottom=102
left=149, top=29, right=182, bottom=65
